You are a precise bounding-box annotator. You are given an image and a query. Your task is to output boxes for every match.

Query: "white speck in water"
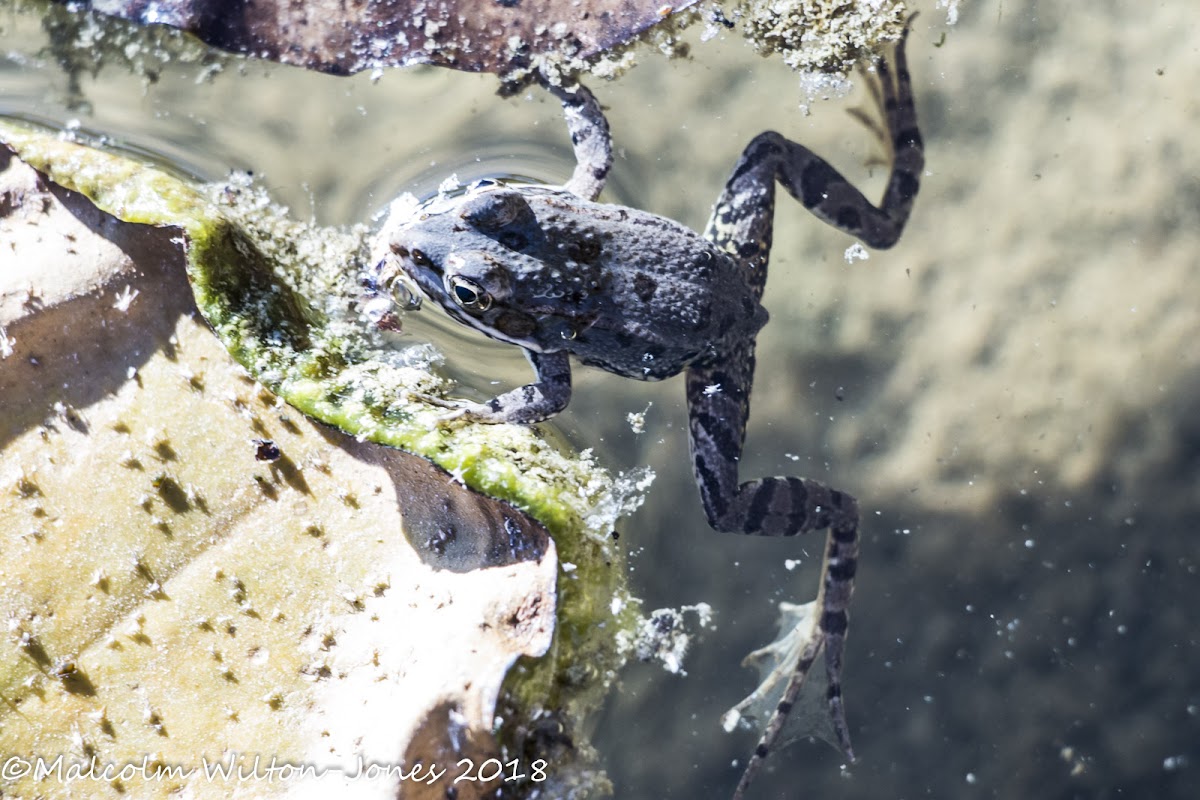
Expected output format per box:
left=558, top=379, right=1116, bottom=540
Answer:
left=844, top=242, right=869, bottom=264
left=796, top=70, right=853, bottom=115
left=937, top=0, right=961, bottom=25
left=626, top=402, right=652, bottom=434
left=1163, top=755, right=1188, bottom=771
left=1025, top=539, right=1035, bottom=548
left=113, top=285, right=139, bottom=312
left=965, top=772, right=976, bottom=784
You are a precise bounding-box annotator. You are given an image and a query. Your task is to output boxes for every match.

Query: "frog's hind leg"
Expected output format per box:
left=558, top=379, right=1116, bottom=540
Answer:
left=544, top=83, right=613, bottom=202
left=704, top=25, right=922, bottom=300
left=685, top=357, right=860, bottom=798
left=727, top=516, right=859, bottom=800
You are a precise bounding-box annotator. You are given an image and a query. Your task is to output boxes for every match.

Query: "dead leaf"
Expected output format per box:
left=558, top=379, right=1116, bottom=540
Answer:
left=0, top=126, right=633, bottom=799
left=68, top=0, right=701, bottom=77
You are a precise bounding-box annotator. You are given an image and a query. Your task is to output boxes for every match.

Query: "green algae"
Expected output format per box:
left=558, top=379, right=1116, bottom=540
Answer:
left=1, top=122, right=621, bottom=534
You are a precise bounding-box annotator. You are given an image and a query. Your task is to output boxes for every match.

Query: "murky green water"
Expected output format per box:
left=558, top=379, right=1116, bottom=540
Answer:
left=4, top=1, right=1199, bottom=798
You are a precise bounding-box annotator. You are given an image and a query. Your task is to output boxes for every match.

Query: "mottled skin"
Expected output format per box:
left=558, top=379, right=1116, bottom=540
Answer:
left=374, top=26, right=923, bottom=800
left=390, top=186, right=767, bottom=388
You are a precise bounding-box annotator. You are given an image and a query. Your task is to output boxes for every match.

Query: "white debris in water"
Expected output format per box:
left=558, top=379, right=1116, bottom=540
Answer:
left=797, top=70, right=855, bottom=115
left=1163, top=755, right=1188, bottom=771
left=113, top=284, right=139, bottom=312
left=626, top=402, right=652, bottom=434
left=687, top=602, right=714, bottom=628
left=582, top=466, right=655, bottom=535
left=844, top=242, right=870, bottom=264
left=628, top=603, right=715, bottom=675
left=937, top=0, right=961, bottom=25
left=0, top=327, right=14, bottom=359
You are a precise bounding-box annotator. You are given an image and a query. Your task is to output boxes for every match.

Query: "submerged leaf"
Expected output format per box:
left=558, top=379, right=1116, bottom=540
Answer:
left=1, top=121, right=648, bottom=797
left=68, top=0, right=701, bottom=77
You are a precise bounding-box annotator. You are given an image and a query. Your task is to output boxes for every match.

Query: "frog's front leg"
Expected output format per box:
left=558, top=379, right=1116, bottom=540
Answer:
left=435, top=349, right=572, bottom=424
left=706, top=25, right=922, bottom=297
left=544, top=82, right=613, bottom=202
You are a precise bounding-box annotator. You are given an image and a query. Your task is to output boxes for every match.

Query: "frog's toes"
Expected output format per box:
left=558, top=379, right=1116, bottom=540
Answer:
left=449, top=402, right=511, bottom=424
left=408, top=392, right=501, bottom=424
left=437, top=402, right=500, bottom=423
left=407, top=390, right=467, bottom=415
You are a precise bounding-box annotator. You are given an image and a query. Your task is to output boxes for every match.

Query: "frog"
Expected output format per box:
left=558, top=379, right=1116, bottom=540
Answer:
left=369, top=25, right=922, bottom=799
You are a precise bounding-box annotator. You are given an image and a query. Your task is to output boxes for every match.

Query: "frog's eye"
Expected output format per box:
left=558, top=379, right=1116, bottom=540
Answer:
left=448, top=276, right=492, bottom=311
left=410, top=248, right=433, bottom=268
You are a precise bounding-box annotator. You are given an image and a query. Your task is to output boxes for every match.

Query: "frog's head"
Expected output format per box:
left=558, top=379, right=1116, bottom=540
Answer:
left=384, top=183, right=596, bottom=349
